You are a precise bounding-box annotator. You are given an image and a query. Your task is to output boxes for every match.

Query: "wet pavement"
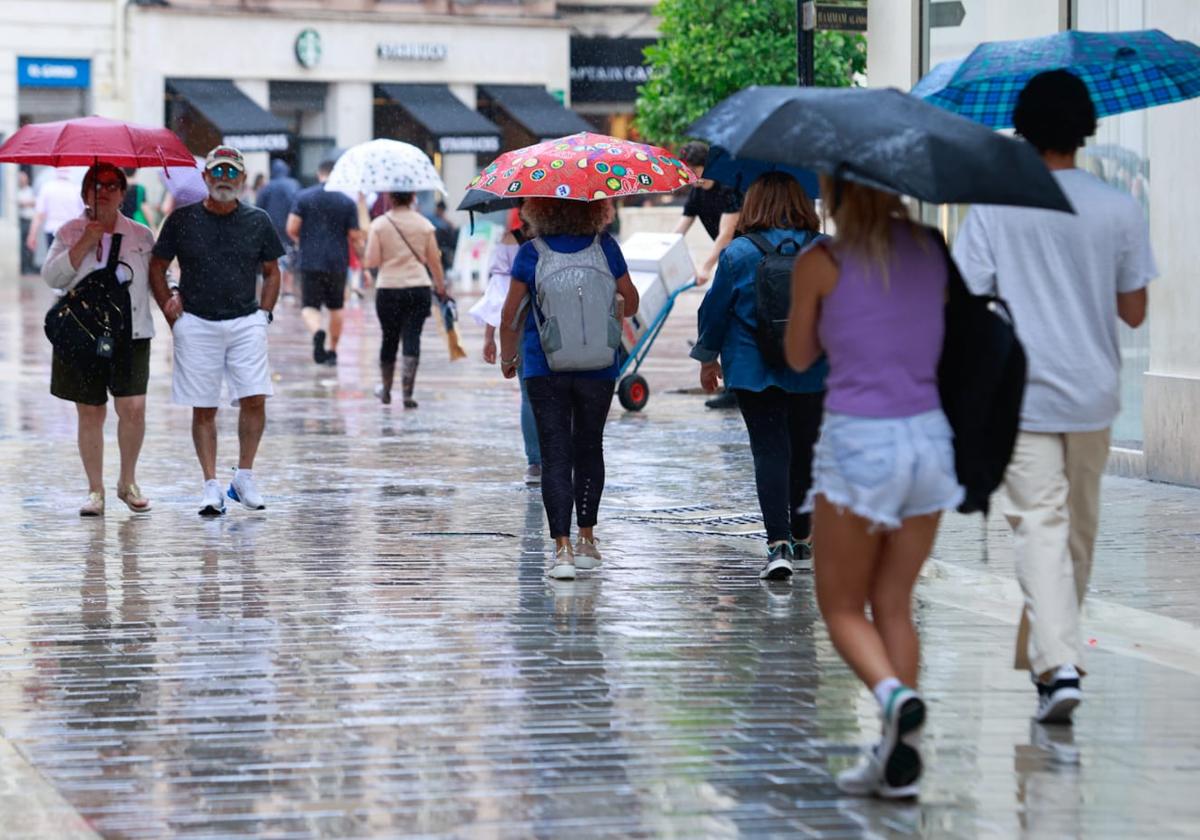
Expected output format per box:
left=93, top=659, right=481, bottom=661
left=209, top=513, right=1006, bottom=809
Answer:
left=2, top=273, right=1199, bottom=838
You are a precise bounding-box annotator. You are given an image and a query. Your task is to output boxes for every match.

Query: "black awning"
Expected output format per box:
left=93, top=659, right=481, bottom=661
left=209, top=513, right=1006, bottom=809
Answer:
left=376, top=84, right=501, bottom=154
left=478, top=85, right=592, bottom=141
left=166, top=78, right=291, bottom=152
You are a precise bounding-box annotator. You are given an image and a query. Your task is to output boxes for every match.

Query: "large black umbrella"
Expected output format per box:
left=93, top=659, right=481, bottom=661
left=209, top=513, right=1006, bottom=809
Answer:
left=687, top=86, right=1073, bottom=212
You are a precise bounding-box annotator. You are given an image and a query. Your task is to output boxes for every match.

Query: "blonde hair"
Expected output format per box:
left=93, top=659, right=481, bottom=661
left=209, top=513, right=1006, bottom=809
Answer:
left=522, top=198, right=609, bottom=237
left=736, top=172, right=820, bottom=235
left=820, top=176, right=915, bottom=276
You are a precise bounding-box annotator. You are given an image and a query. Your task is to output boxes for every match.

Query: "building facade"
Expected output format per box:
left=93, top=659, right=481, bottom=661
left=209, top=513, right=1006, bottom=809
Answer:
left=868, top=0, right=1200, bottom=488
left=1, top=0, right=602, bottom=276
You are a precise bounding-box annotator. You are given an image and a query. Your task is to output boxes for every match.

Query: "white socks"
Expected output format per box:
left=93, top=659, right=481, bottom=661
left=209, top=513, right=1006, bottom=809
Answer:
left=873, top=677, right=903, bottom=709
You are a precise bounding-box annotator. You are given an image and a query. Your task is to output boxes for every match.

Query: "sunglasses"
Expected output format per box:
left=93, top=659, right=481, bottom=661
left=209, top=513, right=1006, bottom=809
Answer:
left=92, top=180, right=123, bottom=193
left=209, top=165, right=242, bottom=180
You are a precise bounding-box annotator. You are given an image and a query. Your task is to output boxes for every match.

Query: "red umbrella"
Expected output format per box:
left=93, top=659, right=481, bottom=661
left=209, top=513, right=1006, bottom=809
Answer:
left=467, top=131, right=698, bottom=203
left=0, top=115, right=195, bottom=169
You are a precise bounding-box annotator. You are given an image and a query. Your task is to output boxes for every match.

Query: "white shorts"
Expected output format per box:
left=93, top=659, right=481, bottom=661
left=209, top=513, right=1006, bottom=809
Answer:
left=804, top=409, right=965, bottom=530
left=171, top=310, right=274, bottom=408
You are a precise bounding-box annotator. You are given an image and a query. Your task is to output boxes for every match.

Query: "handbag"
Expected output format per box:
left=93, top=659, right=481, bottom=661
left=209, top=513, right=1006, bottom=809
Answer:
left=44, top=233, right=128, bottom=361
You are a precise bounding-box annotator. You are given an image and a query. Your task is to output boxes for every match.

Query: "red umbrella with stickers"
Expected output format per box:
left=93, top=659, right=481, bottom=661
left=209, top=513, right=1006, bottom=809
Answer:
left=465, top=131, right=698, bottom=204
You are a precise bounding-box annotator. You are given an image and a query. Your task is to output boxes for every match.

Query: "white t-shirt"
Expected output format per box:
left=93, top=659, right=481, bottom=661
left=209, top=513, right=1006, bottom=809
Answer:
left=35, top=177, right=85, bottom=235
left=952, top=168, right=1156, bottom=433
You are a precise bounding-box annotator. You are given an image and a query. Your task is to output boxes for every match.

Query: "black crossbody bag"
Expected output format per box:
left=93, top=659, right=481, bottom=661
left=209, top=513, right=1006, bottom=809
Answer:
left=44, top=233, right=128, bottom=361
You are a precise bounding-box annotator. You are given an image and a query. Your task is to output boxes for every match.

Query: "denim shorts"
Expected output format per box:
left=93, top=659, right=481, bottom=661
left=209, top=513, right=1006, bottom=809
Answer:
left=804, top=409, right=965, bottom=530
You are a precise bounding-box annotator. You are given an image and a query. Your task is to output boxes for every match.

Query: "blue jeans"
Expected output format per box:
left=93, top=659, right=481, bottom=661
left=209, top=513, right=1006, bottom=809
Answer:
left=518, top=362, right=541, bottom=467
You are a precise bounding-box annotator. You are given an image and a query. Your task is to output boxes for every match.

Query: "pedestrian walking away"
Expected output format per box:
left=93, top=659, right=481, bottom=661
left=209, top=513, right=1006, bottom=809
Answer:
left=26, top=168, right=84, bottom=256
left=691, top=172, right=828, bottom=581
left=149, top=145, right=285, bottom=516
left=256, top=159, right=301, bottom=298
left=785, top=178, right=966, bottom=800
left=42, top=163, right=157, bottom=516
left=470, top=205, right=542, bottom=484
left=952, top=70, right=1155, bottom=725
left=17, top=170, right=37, bottom=274
left=363, top=191, right=445, bottom=408
left=498, top=197, right=640, bottom=580
left=286, top=158, right=363, bottom=368
left=674, top=140, right=743, bottom=410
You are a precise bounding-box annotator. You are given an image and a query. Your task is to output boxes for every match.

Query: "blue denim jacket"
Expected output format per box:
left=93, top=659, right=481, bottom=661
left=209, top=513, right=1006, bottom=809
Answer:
left=690, top=228, right=828, bottom=393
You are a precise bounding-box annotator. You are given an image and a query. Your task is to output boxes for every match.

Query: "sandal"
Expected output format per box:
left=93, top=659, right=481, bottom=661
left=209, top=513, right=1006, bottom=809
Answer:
left=116, top=483, right=151, bottom=513
left=79, top=491, right=105, bottom=517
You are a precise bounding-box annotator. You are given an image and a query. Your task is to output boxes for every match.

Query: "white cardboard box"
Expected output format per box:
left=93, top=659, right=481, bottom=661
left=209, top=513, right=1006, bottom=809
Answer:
left=622, top=270, right=667, bottom=352
left=621, top=232, right=695, bottom=293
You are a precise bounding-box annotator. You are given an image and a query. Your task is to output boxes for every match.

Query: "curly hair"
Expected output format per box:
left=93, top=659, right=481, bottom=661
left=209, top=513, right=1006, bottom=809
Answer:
left=521, top=198, right=609, bottom=237
left=1013, top=70, right=1097, bottom=154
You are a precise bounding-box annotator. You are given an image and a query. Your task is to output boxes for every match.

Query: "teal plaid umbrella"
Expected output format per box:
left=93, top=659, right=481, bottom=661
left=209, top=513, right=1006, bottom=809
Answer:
left=913, top=29, right=1200, bottom=129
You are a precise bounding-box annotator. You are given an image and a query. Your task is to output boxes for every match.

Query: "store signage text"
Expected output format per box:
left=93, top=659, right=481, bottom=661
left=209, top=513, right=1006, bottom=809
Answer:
left=569, top=38, right=656, bottom=104
left=17, top=57, right=91, bottom=89
left=377, top=42, right=448, bottom=62
left=224, top=133, right=291, bottom=153
left=439, top=136, right=501, bottom=154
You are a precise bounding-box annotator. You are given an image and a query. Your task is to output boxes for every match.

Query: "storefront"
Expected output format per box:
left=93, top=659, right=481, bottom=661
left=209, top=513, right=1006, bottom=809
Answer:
left=570, top=37, right=657, bottom=139
left=127, top=6, right=580, bottom=203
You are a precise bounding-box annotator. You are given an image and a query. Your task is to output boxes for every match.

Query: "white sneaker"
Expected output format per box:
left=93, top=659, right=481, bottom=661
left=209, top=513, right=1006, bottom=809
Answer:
left=837, top=687, right=926, bottom=800
left=573, top=537, right=602, bottom=570
left=524, top=464, right=542, bottom=486
left=227, top=469, right=266, bottom=511
left=546, top=545, right=576, bottom=580
left=1034, top=665, right=1082, bottom=724
left=199, top=480, right=226, bottom=516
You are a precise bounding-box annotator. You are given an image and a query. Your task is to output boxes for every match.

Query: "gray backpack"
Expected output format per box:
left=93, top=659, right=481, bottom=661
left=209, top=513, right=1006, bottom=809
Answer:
left=529, top=236, right=621, bottom=372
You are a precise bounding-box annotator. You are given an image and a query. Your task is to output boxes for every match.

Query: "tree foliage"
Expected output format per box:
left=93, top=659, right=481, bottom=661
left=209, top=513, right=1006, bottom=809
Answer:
left=635, top=0, right=867, bottom=148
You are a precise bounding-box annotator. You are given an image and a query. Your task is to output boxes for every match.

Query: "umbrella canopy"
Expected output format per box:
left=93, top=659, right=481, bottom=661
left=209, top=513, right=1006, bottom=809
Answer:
left=687, top=86, right=1073, bottom=212
left=467, top=131, right=697, bottom=203
left=912, top=29, right=1200, bottom=129
left=0, top=115, right=194, bottom=168
left=457, top=188, right=520, bottom=214
left=325, top=139, right=445, bottom=195
left=702, top=145, right=820, bottom=198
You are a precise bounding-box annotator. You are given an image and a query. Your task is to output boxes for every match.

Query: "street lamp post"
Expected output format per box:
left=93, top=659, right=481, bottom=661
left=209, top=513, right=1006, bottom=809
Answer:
left=797, top=0, right=816, bottom=86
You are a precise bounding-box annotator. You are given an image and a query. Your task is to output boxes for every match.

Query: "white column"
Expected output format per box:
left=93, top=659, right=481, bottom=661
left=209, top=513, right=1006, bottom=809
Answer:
left=866, top=0, right=921, bottom=88
left=1143, top=1, right=1200, bottom=486
left=329, top=82, right=373, bottom=150
left=233, top=79, right=270, bottom=178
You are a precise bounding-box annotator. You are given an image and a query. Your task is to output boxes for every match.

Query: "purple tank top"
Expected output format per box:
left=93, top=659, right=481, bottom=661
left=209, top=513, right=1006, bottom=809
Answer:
left=819, top=222, right=947, bottom=418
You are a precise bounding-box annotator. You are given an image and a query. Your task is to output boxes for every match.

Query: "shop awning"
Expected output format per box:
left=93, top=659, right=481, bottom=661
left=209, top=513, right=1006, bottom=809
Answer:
left=478, top=85, right=592, bottom=141
left=376, top=84, right=501, bottom=154
left=166, top=78, right=291, bottom=153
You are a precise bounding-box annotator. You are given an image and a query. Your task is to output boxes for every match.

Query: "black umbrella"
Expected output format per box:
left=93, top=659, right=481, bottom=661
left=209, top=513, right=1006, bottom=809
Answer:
left=457, top=188, right=519, bottom=214
left=687, top=86, right=1073, bottom=212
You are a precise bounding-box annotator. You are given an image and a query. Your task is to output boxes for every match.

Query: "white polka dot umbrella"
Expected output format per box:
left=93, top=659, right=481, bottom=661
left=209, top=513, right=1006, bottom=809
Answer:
left=326, top=139, right=446, bottom=195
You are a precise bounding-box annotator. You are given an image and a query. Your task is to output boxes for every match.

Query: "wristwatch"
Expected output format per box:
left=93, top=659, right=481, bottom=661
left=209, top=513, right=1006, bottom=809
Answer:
left=260, top=308, right=273, bottom=324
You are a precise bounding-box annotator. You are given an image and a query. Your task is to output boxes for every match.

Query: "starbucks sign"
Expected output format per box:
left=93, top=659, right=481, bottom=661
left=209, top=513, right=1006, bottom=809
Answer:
left=295, top=29, right=322, bottom=69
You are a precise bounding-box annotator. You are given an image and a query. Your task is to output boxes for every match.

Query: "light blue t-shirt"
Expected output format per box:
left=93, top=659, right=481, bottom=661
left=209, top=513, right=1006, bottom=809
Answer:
left=953, top=169, right=1156, bottom=433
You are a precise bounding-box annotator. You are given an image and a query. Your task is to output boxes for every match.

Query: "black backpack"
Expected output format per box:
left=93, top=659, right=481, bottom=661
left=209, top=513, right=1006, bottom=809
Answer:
left=745, top=231, right=818, bottom=369
left=44, top=233, right=127, bottom=362
left=931, top=227, right=1027, bottom=515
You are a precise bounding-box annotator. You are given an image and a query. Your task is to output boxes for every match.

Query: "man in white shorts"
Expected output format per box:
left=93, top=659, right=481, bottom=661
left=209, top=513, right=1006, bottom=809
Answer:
left=149, top=146, right=285, bottom=515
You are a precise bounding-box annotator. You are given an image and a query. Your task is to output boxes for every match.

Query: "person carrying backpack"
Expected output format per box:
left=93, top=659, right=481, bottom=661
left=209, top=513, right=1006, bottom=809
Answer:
left=498, top=198, right=639, bottom=581
left=784, top=177, right=966, bottom=801
left=691, top=172, right=828, bottom=580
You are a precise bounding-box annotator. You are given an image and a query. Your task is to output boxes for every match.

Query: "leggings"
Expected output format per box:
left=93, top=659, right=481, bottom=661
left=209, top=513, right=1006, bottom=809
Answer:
left=526, top=375, right=615, bottom=538
left=734, top=388, right=825, bottom=544
left=375, top=287, right=432, bottom=364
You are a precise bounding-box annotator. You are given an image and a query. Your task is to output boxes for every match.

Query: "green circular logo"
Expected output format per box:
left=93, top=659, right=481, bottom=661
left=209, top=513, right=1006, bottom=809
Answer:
left=295, top=29, right=322, bottom=69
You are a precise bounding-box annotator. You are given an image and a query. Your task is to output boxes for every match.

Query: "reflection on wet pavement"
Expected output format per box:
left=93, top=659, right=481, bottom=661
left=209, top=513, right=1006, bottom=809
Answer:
left=1, top=276, right=1199, bottom=837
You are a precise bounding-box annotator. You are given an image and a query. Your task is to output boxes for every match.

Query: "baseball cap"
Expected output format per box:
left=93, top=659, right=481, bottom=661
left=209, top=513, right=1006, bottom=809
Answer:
left=204, top=145, right=246, bottom=173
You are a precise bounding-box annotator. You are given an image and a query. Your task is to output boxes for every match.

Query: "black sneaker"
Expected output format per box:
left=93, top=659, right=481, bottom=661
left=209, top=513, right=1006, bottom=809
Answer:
left=705, top=390, right=738, bottom=410
left=323, top=350, right=338, bottom=367
left=312, top=329, right=327, bottom=364
left=759, top=542, right=794, bottom=580
left=792, top=539, right=814, bottom=572
left=1034, top=666, right=1082, bottom=724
